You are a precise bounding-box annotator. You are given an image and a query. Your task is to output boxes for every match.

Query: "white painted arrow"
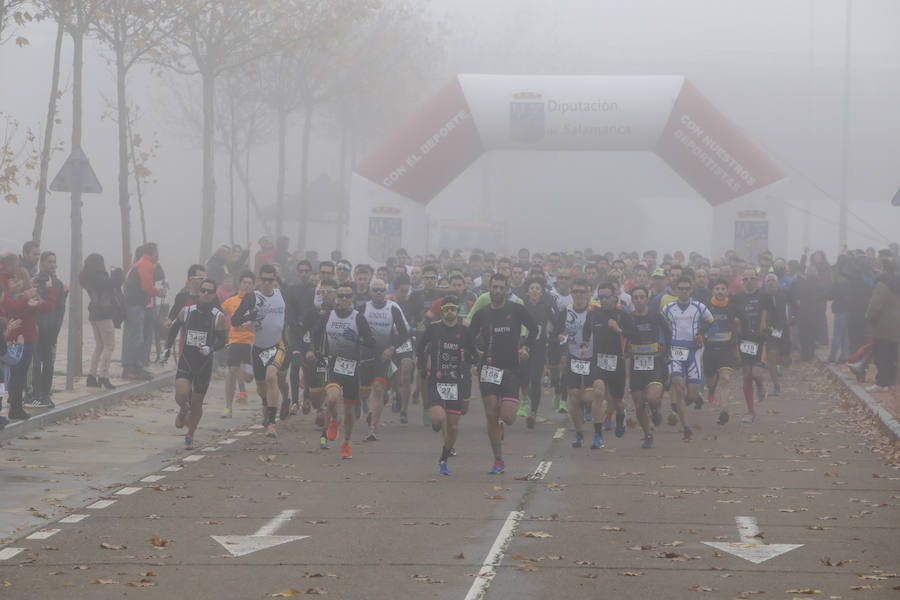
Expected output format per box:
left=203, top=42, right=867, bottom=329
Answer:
left=702, top=516, right=803, bottom=564
left=212, top=509, right=309, bottom=557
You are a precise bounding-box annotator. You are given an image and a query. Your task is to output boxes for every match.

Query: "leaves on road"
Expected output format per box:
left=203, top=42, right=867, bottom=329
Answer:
left=149, top=535, right=167, bottom=548
left=271, top=589, right=300, bottom=597
left=520, top=531, right=552, bottom=538
left=99, top=542, right=126, bottom=550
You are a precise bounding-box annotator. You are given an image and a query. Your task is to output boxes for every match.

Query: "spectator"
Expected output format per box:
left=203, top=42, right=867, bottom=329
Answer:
left=20, top=241, right=40, bottom=276
left=228, top=244, right=250, bottom=274
left=827, top=255, right=851, bottom=363
left=123, top=242, right=164, bottom=380
left=864, top=257, right=900, bottom=392
left=254, top=236, right=276, bottom=276
left=217, top=273, right=235, bottom=304
left=31, top=251, right=68, bottom=408
left=792, top=265, right=825, bottom=361
left=206, top=245, right=231, bottom=285
left=80, top=253, right=124, bottom=390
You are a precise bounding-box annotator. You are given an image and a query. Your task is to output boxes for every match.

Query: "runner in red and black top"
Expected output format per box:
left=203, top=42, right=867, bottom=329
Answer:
left=417, top=295, right=478, bottom=476
left=466, top=273, right=538, bottom=475
left=733, top=267, right=776, bottom=423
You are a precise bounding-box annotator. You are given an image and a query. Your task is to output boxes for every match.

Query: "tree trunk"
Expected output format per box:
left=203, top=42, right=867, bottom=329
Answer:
left=127, top=113, right=147, bottom=245
left=32, top=12, right=65, bottom=244
left=115, top=39, right=132, bottom=270
left=297, top=103, right=313, bottom=252
left=66, top=2, right=85, bottom=388
left=275, top=107, right=287, bottom=238
left=200, top=69, right=216, bottom=261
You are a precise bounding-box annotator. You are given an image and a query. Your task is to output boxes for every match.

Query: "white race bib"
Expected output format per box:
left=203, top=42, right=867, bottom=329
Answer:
left=258, top=346, right=277, bottom=365
left=480, top=366, right=503, bottom=384
left=185, top=330, right=207, bottom=347
left=597, top=353, right=618, bottom=371
left=334, top=357, right=357, bottom=376
left=396, top=339, right=413, bottom=353
left=770, top=328, right=783, bottom=339
left=436, top=382, right=458, bottom=401
left=739, top=340, right=759, bottom=355
left=302, top=331, right=311, bottom=344
left=569, top=358, right=591, bottom=375
left=633, top=355, right=654, bottom=371
left=671, top=347, right=690, bottom=362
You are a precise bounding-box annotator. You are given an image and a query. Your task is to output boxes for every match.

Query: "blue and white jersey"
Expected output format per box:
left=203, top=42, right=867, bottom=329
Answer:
left=661, top=299, right=714, bottom=348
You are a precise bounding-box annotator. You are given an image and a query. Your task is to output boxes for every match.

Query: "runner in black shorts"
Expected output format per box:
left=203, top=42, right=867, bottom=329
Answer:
left=296, top=279, right=338, bottom=437
left=733, top=269, right=775, bottom=423
left=555, top=278, right=593, bottom=448
left=164, top=280, right=227, bottom=450
left=703, top=279, right=739, bottom=426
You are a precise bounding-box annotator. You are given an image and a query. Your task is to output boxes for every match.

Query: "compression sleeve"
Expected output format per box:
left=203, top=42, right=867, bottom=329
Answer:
left=231, top=292, right=256, bottom=327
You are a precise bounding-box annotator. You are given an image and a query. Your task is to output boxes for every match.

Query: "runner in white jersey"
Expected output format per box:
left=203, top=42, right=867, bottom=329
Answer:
left=547, top=271, right=573, bottom=413
left=231, top=264, right=286, bottom=437
left=359, top=278, right=410, bottom=441
left=552, top=277, right=594, bottom=447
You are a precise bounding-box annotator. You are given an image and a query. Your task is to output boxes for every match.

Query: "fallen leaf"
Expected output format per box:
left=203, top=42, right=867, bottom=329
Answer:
left=127, top=579, right=156, bottom=587
left=454, top=553, right=464, bottom=559
left=619, top=571, right=643, bottom=576
left=514, top=564, right=538, bottom=572
left=149, top=535, right=167, bottom=548
left=574, top=559, right=596, bottom=565
left=271, top=589, right=301, bottom=597
left=785, top=589, right=821, bottom=595
left=689, top=585, right=715, bottom=592
left=91, top=578, right=118, bottom=584
left=100, top=542, right=126, bottom=550
left=521, top=531, right=552, bottom=538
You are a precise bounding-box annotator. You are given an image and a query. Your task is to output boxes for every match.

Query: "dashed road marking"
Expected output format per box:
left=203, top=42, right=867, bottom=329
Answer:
left=183, top=455, right=205, bottom=462
left=464, top=510, right=523, bottom=600
left=58, top=514, right=89, bottom=524
left=26, top=529, right=60, bottom=540
left=115, top=487, right=143, bottom=496
left=161, top=465, right=183, bottom=472
left=220, top=438, right=238, bottom=444
left=553, top=427, right=565, bottom=439
left=532, top=461, right=552, bottom=480
left=0, top=548, right=25, bottom=561
left=235, top=431, right=253, bottom=437
left=201, top=447, right=219, bottom=452
left=248, top=424, right=263, bottom=430
left=87, top=500, right=116, bottom=509
left=141, top=475, right=166, bottom=483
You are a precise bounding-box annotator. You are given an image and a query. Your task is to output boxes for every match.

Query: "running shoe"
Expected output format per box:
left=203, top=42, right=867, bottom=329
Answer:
left=184, top=435, right=194, bottom=450
left=266, top=422, right=277, bottom=438
left=614, top=414, right=626, bottom=438
left=741, top=412, right=756, bottom=424
left=315, top=409, right=326, bottom=428
left=488, top=460, right=504, bottom=475
left=327, top=418, right=339, bottom=441
left=221, top=407, right=232, bottom=419
left=602, top=414, right=611, bottom=430
left=667, top=410, right=679, bottom=427
left=552, top=392, right=561, bottom=410
left=526, top=414, right=536, bottom=430
left=770, top=383, right=781, bottom=397
left=432, top=423, right=442, bottom=433
left=866, top=384, right=889, bottom=393
left=591, top=433, right=605, bottom=449
left=290, top=402, right=299, bottom=416
left=682, top=426, right=693, bottom=441
left=641, top=434, right=654, bottom=449
left=694, top=395, right=704, bottom=409
left=717, top=410, right=729, bottom=425
left=237, top=390, right=247, bottom=404
left=366, top=428, right=377, bottom=442
left=584, top=405, right=593, bottom=422
left=517, top=398, right=530, bottom=418
left=175, top=407, right=189, bottom=429
left=651, top=406, right=662, bottom=427
left=557, top=400, right=567, bottom=414
left=400, top=411, right=408, bottom=424
left=572, top=432, right=584, bottom=448
left=449, top=447, right=457, bottom=457
left=319, top=434, right=328, bottom=450
left=340, top=442, right=352, bottom=459
left=439, top=460, right=451, bottom=476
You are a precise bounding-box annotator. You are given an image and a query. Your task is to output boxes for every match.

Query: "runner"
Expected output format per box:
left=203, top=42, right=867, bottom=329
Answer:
left=555, top=277, right=593, bottom=448
left=164, top=279, right=228, bottom=449
left=360, top=278, right=410, bottom=441
left=297, top=279, right=338, bottom=447
left=388, top=273, right=416, bottom=423
left=661, top=276, right=717, bottom=441
left=467, top=273, right=537, bottom=474
left=231, top=264, right=287, bottom=437
left=519, top=276, right=553, bottom=428
left=763, top=272, right=793, bottom=396
left=703, top=278, right=740, bottom=426
left=305, top=282, right=376, bottom=459
left=417, top=295, right=477, bottom=475
left=220, top=271, right=255, bottom=418
left=622, top=286, right=671, bottom=448
left=548, top=271, right=572, bottom=414
left=733, top=267, right=776, bottom=423
left=284, top=260, right=316, bottom=415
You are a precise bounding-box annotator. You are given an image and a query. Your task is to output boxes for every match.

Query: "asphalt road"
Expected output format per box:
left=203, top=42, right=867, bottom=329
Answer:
left=1, top=362, right=898, bottom=599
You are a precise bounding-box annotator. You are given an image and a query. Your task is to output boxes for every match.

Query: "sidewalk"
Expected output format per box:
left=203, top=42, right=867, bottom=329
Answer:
left=819, top=349, right=900, bottom=441
left=2, top=321, right=173, bottom=441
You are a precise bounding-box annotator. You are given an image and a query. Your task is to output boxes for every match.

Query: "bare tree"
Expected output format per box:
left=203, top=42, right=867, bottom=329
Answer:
left=0, top=0, right=31, bottom=44
left=0, top=113, right=39, bottom=204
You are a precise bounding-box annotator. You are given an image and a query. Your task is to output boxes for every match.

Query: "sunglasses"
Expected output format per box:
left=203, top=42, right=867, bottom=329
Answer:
left=596, top=293, right=614, bottom=299
left=441, top=305, right=459, bottom=311
left=337, top=293, right=354, bottom=299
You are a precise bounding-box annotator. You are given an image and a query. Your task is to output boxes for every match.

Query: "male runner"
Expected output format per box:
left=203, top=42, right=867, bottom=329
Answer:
left=548, top=271, right=573, bottom=413
left=555, top=278, right=593, bottom=448
left=703, top=278, right=740, bottom=425
left=297, top=279, right=338, bottom=446
left=388, top=274, right=416, bottom=422
left=733, top=267, right=775, bottom=423
left=221, top=271, right=255, bottom=417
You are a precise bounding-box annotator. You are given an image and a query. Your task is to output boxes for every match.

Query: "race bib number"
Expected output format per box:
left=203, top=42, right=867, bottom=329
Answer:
left=670, top=347, right=690, bottom=362
left=480, top=366, right=503, bottom=384
left=334, top=357, right=357, bottom=376
left=739, top=340, right=759, bottom=356
left=633, top=355, right=654, bottom=371
left=258, top=346, right=277, bottom=365
left=302, top=331, right=311, bottom=344
left=185, top=330, right=207, bottom=347
left=396, top=339, right=413, bottom=353
left=436, top=382, right=458, bottom=401
left=315, top=365, right=327, bottom=375
left=569, top=358, right=591, bottom=375
left=770, top=328, right=783, bottom=339
left=597, top=354, right=618, bottom=371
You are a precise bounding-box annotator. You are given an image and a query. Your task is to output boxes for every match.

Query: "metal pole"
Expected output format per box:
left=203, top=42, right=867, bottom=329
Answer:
left=838, top=0, right=851, bottom=250
left=66, top=1, right=85, bottom=391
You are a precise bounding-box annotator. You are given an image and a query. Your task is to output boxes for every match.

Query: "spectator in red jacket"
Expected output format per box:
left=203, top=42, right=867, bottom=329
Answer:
left=122, top=243, right=165, bottom=379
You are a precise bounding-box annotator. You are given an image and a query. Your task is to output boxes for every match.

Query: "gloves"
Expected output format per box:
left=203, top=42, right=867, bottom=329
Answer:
left=201, top=346, right=212, bottom=356
left=694, top=334, right=704, bottom=346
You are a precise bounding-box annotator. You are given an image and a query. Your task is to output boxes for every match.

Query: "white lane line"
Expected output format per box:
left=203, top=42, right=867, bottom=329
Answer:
left=141, top=475, right=166, bottom=483
left=532, top=461, right=552, bottom=480
left=59, top=514, right=89, bottom=524
left=464, top=510, right=523, bottom=600
left=26, top=529, right=60, bottom=540
left=201, top=447, right=219, bottom=452
left=553, top=428, right=565, bottom=439
left=0, top=548, right=25, bottom=561
left=248, top=424, right=263, bottom=430
left=87, top=500, right=116, bottom=509
left=219, top=438, right=238, bottom=445
left=115, top=487, right=143, bottom=496
left=183, top=455, right=205, bottom=462
left=161, top=465, right=183, bottom=472
left=235, top=431, right=253, bottom=437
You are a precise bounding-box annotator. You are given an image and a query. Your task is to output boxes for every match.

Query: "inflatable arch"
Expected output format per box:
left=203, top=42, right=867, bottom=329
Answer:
left=349, top=74, right=783, bottom=262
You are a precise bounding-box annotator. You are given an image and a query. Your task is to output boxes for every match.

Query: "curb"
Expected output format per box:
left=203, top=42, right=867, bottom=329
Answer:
left=0, top=372, right=175, bottom=444
left=817, top=350, right=900, bottom=441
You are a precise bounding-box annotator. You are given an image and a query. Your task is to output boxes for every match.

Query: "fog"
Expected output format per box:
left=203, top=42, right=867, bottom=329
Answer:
left=1, top=0, right=899, bottom=283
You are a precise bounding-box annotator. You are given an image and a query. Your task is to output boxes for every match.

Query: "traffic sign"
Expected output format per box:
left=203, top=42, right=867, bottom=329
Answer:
left=50, top=147, right=102, bottom=193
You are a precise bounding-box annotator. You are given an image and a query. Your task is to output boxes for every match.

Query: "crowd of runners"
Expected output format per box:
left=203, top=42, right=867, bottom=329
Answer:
left=156, top=243, right=900, bottom=476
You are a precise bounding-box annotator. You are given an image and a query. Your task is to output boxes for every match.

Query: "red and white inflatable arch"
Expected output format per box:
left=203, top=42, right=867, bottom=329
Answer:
left=350, top=74, right=783, bottom=262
